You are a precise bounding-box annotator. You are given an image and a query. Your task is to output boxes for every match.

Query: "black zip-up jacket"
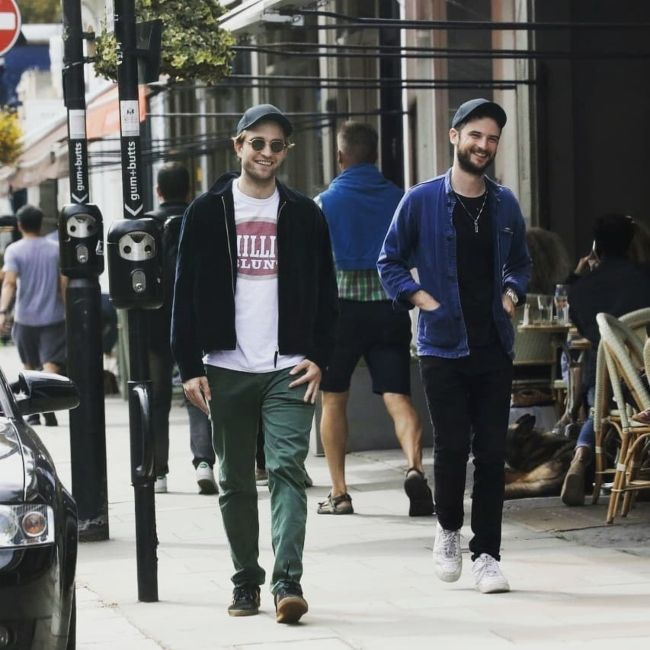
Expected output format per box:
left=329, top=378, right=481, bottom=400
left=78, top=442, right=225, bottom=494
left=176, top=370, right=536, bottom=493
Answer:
left=171, top=173, right=339, bottom=382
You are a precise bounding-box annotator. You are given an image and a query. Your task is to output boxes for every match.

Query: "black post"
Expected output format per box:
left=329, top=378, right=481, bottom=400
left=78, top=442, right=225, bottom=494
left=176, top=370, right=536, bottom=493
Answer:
left=114, top=0, right=158, bottom=602
left=378, top=0, right=404, bottom=188
left=61, top=0, right=109, bottom=542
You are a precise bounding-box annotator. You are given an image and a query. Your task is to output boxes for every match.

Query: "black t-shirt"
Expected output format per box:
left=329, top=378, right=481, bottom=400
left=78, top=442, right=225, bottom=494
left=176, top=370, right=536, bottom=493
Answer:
left=453, top=192, right=498, bottom=348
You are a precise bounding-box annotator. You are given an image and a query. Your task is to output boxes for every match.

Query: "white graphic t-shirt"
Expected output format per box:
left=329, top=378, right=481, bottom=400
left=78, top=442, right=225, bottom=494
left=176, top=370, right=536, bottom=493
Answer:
left=205, top=180, right=305, bottom=373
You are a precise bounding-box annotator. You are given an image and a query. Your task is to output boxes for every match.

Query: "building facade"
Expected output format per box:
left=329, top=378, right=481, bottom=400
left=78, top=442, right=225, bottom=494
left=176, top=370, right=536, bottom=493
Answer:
left=3, top=0, right=650, bottom=263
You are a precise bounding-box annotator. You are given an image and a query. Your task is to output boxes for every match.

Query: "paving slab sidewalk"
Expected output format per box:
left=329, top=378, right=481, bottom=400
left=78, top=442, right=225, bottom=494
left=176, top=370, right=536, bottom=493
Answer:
left=1, top=344, right=649, bottom=649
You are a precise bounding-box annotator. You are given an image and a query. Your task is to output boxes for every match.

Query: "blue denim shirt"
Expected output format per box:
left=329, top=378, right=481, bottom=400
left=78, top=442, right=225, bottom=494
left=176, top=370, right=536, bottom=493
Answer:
left=377, top=170, right=531, bottom=358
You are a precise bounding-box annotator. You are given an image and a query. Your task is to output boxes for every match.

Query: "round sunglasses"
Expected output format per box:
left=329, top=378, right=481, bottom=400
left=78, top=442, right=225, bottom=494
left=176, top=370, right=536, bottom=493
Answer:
left=246, top=138, right=288, bottom=154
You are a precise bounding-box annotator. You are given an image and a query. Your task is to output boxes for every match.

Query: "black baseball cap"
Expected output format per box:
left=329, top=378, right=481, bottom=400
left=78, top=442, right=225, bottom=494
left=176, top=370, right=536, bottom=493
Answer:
left=236, top=104, right=293, bottom=137
left=451, top=98, right=507, bottom=130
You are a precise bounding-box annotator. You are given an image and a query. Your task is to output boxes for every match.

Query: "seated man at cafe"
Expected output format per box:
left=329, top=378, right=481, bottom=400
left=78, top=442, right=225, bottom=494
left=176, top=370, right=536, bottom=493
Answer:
left=561, top=214, right=650, bottom=506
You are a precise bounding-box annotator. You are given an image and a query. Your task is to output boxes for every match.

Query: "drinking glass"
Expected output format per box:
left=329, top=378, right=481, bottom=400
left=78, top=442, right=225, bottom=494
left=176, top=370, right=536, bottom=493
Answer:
left=554, top=284, right=569, bottom=324
left=536, top=295, right=553, bottom=322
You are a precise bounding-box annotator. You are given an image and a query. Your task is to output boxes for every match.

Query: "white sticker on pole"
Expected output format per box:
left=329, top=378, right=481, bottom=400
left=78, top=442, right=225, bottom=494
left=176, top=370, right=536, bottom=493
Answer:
left=68, top=110, right=86, bottom=139
left=120, top=100, right=140, bottom=137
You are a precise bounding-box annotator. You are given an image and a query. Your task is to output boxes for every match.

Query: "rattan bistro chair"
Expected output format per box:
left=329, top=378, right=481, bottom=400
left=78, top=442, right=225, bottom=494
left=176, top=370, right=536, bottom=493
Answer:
left=596, top=312, right=650, bottom=523
left=592, top=308, right=650, bottom=504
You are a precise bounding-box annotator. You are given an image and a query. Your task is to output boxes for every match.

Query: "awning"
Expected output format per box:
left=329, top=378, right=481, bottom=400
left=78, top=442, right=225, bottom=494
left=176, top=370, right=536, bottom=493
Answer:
left=219, top=0, right=299, bottom=33
left=0, top=84, right=148, bottom=196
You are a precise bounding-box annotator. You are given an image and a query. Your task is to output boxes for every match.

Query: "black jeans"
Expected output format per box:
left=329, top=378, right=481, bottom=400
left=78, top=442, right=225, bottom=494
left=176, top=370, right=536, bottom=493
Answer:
left=419, top=345, right=513, bottom=561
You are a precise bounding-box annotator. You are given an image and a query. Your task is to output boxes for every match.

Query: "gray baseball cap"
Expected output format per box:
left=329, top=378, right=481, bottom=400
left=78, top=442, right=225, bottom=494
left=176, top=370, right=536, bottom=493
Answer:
left=451, top=98, right=507, bottom=129
left=236, top=104, right=293, bottom=137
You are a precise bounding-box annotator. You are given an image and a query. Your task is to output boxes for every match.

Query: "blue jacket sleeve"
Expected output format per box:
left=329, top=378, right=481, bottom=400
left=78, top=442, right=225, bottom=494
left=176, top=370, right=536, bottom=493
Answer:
left=502, top=197, right=532, bottom=302
left=377, top=193, right=421, bottom=311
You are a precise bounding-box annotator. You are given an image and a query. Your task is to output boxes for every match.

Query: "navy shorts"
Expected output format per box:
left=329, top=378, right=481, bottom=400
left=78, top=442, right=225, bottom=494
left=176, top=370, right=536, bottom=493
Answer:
left=320, top=300, right=412, bottom=395
left=12, top=321, right=67, bottom=369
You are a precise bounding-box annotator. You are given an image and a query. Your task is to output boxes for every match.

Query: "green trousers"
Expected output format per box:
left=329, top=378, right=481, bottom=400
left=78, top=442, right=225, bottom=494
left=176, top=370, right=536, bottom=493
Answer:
left=206, top=365, right=313, bottom=593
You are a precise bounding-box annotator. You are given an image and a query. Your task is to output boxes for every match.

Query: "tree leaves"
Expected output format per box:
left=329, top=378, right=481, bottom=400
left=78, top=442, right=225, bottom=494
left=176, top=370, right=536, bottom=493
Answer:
left=18, top=0, right=61, bottom=24
left=0, top=108, right=22, bottom=165
left=93, top=0, right=234, bottom=85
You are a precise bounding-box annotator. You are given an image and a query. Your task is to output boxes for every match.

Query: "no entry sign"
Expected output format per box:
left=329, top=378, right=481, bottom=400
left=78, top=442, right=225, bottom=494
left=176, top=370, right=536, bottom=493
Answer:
left=0, top=0, right=21, bottom=56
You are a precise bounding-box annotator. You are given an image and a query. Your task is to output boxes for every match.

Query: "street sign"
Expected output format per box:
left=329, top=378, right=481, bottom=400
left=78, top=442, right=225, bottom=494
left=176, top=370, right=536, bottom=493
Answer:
left=0, top=0, right=20, bottom=56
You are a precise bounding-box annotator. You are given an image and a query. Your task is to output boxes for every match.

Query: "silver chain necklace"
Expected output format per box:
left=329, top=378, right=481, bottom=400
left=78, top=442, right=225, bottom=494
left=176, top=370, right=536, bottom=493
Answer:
left=454, top=190, right=488, bottom=234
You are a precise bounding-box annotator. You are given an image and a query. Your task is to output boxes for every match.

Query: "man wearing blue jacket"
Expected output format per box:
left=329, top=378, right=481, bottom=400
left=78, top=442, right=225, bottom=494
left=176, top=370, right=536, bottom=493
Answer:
left=315, top=122, right=434, bottom=517
left=378, top=99, right=531, bottom=593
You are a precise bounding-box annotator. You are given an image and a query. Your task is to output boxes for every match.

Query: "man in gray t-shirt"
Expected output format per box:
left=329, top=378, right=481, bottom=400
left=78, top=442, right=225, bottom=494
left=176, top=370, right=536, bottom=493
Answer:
left=0, top=205, right=67, bottom=386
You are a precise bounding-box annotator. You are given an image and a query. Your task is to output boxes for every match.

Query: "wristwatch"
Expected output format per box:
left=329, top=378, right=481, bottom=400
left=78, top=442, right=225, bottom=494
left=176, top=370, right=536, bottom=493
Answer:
left=504, top=288, right=519, bottom=305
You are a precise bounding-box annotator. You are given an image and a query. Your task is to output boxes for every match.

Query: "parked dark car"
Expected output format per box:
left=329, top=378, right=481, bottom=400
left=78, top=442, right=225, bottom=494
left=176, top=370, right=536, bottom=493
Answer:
left=0, top=369, right=80, bottom=650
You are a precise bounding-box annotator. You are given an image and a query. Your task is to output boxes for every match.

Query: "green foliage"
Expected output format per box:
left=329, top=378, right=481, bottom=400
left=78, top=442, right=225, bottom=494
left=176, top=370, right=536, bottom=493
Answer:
left=93, top=0, right=234, bottom=85
left=18, top=0, right=61, bottom=24
left=0, top=109, right=22, bottom=166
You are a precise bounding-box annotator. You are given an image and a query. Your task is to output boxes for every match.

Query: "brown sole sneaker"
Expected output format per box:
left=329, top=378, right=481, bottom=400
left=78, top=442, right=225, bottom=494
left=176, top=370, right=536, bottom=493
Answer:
left=228, top=607, right=259, bottom=617
left=275, top=595, right=308, bottom=624
left=228, top=586, right=260, bottom=616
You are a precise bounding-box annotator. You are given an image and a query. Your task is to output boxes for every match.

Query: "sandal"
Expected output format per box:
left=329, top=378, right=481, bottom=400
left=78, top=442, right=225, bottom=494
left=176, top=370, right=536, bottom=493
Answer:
left=317, top=492, right=353, bottom=515
left=404, top=468, right=435, bottom=517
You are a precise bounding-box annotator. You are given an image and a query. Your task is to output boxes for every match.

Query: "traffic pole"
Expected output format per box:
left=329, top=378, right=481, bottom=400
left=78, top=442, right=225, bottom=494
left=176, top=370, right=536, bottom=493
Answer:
left=113, top=0, right=158, bottom=602
left=61, top=0, right=109, bottom=542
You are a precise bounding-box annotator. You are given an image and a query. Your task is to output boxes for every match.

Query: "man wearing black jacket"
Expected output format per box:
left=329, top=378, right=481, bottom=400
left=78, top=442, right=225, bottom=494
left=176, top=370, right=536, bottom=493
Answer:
left=146, top=162, right=216, bottom=496
left=171, top=105, right=338, bottom=623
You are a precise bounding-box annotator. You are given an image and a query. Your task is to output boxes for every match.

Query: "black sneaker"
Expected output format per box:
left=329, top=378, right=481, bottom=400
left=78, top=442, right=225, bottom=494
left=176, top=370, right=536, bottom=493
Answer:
left=274, top=581, right=308, bottom=624
left=404, top=468, right=435, bottom=517
left=227, top=585, right=260, bottom=617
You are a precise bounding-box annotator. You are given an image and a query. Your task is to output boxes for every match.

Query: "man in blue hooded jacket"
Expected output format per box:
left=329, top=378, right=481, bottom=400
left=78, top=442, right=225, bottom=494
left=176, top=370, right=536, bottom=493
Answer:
left=378, top=99, right=531, bottom=594
left=315, top=121, right=434, bottom=518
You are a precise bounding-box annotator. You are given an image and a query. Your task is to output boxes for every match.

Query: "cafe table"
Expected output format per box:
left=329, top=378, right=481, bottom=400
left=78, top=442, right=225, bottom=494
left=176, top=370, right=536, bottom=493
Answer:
left=516, top=321, right=574, bottom=425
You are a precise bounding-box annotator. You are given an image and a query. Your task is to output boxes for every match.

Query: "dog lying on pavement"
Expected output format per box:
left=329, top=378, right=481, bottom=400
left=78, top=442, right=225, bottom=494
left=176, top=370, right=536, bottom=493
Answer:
left=504, top=414, right=575, bottom=499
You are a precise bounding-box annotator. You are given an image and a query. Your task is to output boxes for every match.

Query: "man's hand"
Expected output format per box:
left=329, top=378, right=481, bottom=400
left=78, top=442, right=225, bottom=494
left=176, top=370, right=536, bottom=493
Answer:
left=289, top=360, right=322, bottom=404
left=0, top=313, right=7, bottom=336
left=183, top=376, right=212, bottom=415
left=410, top=289, right=440, bottom=312
left=502, top=292, right=516, bottom=318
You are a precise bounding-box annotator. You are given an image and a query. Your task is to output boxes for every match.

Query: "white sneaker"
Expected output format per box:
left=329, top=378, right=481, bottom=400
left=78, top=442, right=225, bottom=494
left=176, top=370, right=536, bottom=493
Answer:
left=472, top=553, right=510, bottom=593
left=433, top=522, right=462, bottom=582
left=196, top=462, right=218, bottom=495
left=154, top=476, right=167, bottom=494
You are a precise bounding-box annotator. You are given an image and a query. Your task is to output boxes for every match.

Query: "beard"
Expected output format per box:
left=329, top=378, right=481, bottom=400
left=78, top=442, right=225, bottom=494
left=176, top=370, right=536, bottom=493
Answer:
left=456, top=146, right=493, bottom=176
left=242, top=158, right=278, bottom=186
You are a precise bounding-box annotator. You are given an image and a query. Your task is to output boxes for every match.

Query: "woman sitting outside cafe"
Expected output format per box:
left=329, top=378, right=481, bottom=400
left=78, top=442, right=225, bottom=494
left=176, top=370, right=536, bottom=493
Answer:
left=561, top=214, right=650, bottom=506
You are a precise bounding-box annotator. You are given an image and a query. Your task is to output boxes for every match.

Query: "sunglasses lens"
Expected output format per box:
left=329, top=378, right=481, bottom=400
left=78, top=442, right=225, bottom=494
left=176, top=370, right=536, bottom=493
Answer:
left=270, top=141, right=285, bottom=153
left=250, top=138, right=265, bottom=151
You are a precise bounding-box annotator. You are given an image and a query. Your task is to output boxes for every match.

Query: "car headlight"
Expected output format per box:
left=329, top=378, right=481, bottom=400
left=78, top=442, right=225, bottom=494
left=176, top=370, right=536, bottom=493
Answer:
left=0, top=505, right=54, bottom=548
